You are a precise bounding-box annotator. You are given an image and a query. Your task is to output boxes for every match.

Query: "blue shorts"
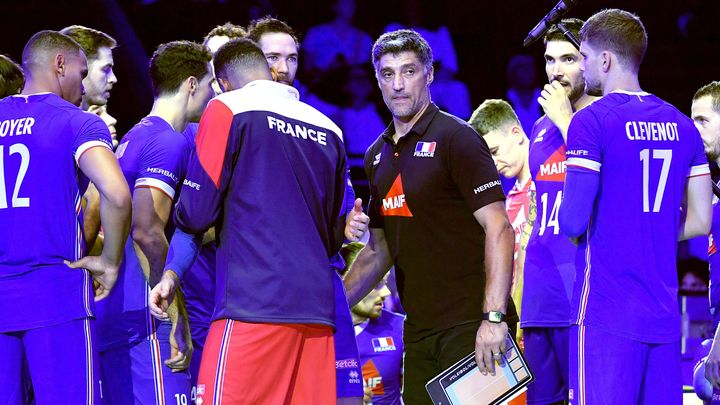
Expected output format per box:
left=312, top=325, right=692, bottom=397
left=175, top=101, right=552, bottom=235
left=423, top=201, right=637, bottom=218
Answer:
left=524, top=327, right=569, bottom=404
left=0, top=317, right=101, bottom=404
left=100, top=321, right=191, bottom=405
left=333, top=272, right=364, bottom=398
left=569, top=324, right=681, bottom=405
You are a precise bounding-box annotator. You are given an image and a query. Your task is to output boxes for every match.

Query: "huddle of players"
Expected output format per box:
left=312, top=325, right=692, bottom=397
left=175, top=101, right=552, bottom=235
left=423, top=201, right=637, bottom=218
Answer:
left=0, top=17, right=407, bottom=405
left=3, top=8, right=717, bottom=405
left=471, top=10, right=716, bottom=405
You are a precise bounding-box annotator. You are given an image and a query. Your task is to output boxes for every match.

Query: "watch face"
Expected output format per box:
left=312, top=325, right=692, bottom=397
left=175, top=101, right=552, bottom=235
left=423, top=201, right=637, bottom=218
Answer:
left=489, top=312, right=503, bottom=322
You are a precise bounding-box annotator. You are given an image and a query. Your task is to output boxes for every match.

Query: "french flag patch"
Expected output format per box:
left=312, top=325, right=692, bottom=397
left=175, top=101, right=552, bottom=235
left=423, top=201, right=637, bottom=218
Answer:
left=372, top=337, right=397, bottom=352
left=413, top=141, right=436, bottom=157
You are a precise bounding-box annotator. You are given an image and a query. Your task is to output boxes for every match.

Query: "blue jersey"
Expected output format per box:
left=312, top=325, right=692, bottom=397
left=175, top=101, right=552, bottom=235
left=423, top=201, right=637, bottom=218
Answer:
left=96, top=116, right=194, bottom=350
left=0, top=93, right=112, bottom=332
left=709, top=186, right=720, bottom=329
left=355, top=309, right=404, bottom=405
left=523, top=116, right=577, bottom=328
left=565, top=91, right=709, bottom=342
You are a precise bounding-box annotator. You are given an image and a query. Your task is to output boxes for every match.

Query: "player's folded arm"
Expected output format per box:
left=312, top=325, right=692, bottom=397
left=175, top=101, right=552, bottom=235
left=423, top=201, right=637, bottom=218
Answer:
left=558, top=166, right=599, bottom=238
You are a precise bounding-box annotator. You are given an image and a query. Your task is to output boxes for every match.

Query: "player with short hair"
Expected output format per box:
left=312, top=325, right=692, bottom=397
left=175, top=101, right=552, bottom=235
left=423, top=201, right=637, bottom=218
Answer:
left=558, top=9, right=712, bottom=404
left=689, top=81, right=720, bottom=400
left=59, top=25, right=117, bottom=111
left=60, top=25, right=120, bottom=259
left=347, top=241, right=404, bottom=405
left=518, top=18, right=598, bottom=405
left=469, top=99, right=534, bottom=343
left=163, top=37, right=346, bottom=404
left=0, top=54, right=24, bottom=97
left=246, top=17, right=300, bottom=87
left=95, top=40, right=214, bottom=404
left=0, top=30, right=131, bottom=403
left=247, top=16, right=369, bottom=404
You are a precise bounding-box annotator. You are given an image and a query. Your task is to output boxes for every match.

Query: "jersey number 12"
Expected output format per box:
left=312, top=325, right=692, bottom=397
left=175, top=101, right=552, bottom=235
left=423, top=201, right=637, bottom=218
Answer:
left=0, top=144, right=30, bottom=209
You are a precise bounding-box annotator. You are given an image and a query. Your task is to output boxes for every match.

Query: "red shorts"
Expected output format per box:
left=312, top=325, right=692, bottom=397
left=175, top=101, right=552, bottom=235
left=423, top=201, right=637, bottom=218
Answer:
left=196, top=320, right=335, bottom=404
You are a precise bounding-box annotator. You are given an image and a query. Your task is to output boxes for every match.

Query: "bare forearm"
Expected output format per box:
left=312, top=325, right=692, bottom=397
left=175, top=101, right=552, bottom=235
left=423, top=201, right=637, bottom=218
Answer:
left=98, top=192, right=131, bottom=267
left=483, top=222, right=514, bottom=313
left=134, top=230, right=169, bottom=287
left=83, top=184, right=102, bottom=249
left=344, top=244, right=392, bottom=306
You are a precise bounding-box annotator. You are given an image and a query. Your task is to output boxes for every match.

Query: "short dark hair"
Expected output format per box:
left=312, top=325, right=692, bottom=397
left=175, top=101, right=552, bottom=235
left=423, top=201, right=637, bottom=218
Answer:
left=60, top=25, right=116, bottom=60
left=580, top=9, right=647, bottom=72
left=372, top=29, right=433, bottom=72
left=694, top=81, right=720, bottom=113
left=0, top=54, right=24, bottom=97
left=544, top=18, right=584, bottom=44
left=468, top=99, right=520, bottom=136
left=246, top=17, right=299, bottom=49
left=149, top=40, right=211, bottom=97
left=203, top=22, right=247, bottom=48
left=213, top=38, right=268, bottom=80
left=22, top=30, right=82, bottom=70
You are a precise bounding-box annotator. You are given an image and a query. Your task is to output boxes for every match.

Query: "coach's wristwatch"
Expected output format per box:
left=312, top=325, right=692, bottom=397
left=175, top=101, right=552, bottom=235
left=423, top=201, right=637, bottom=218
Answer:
left=482, top=311, right=506, bottom=324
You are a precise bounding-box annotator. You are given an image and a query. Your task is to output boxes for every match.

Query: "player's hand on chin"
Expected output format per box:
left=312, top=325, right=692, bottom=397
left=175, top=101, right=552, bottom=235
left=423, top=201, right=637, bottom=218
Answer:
left=65, top=256, right=119, bottom=301
left=475, top=321, right=508, bottom=376
left=149, top=271, right=179, bottom=320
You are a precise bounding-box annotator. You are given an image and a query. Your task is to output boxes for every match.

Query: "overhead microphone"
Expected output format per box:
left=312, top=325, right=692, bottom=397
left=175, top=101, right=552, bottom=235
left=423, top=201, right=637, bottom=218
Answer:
left=523, top=0, right=578, bottom=47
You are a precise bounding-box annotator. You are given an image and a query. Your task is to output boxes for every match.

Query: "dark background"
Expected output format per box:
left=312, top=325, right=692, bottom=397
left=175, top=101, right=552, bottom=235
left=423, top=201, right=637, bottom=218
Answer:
left=1, top=0, right=718, bottom=136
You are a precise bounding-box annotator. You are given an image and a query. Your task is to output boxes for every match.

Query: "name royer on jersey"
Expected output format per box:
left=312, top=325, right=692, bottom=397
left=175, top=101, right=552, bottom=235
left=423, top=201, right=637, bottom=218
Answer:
left=267, top=115, right=327, bottom=146
left=0, top=117, right=35, bottom=137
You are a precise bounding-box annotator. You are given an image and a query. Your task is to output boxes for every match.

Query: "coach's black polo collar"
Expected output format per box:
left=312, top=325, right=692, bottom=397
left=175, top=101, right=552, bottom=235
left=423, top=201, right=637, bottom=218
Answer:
left=381, top=102, right=440, bottom=146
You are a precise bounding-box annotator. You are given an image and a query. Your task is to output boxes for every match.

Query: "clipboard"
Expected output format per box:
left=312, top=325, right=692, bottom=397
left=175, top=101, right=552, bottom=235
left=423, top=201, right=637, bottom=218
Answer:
left=425, top=333, right=533, bottom=405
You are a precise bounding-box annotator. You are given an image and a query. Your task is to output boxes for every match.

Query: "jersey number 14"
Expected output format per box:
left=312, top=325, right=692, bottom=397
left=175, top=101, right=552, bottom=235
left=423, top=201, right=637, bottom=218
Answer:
left=640, top=148, right=671, bottom=213
left=0, top=143, right=30, bottom=209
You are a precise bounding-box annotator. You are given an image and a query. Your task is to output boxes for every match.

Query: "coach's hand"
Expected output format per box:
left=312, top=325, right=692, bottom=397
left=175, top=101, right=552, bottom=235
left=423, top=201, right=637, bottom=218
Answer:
left=167, top=311, right=193, bottom=372
left=538, top=80, right=573, bottom=131
left=65, top=256, right=119, bottom=301
left=706, top=340, right=720, bottom=389
left=345, top=198, right=370, bottom=242
left=149, top=270, right=179, bottom=320
left=475, top=320, right=508, bottom=376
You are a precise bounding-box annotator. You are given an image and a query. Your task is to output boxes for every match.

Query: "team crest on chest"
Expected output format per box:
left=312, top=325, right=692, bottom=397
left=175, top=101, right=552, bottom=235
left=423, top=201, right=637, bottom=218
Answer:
left=413, top=141, right=436, bottom=158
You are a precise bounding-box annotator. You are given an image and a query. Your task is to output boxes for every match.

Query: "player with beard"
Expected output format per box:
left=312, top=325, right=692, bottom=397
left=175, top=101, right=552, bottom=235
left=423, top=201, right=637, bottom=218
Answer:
left=689, top=81, right=720, bottom=402
left=521, top=18, right=598, bottom=405
left=558, top=10, right=711, bottom=403
left=247, top=17, right=369, bottom=405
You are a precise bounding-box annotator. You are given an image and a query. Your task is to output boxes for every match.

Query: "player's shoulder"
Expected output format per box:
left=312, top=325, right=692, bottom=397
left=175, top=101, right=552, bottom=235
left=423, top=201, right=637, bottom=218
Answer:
left=217, top=81, right=344, bottom=140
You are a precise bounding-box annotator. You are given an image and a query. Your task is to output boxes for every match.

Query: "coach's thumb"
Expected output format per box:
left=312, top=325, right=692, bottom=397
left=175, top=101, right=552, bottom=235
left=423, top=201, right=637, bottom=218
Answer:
left=353, top=198, right=363, bottom=213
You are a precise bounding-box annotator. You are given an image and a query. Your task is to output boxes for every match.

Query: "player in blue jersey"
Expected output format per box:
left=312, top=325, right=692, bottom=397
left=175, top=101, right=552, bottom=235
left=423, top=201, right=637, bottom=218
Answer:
left=0, top=54, right=24, bottom=97
left=96, top=40, right=214, bottom=404
left=689, top=81, right=720, bottom=401
left=519, top=19, right=598, bottom=405
left=0, top=30, right=131, bottom=404
left=178, top=24, right=246, bottom=402
left=60, top=25, right=119, bottom=259
left=558, top=10, right=713, bottom=404
left=346, top=242, right=404, bottom=405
